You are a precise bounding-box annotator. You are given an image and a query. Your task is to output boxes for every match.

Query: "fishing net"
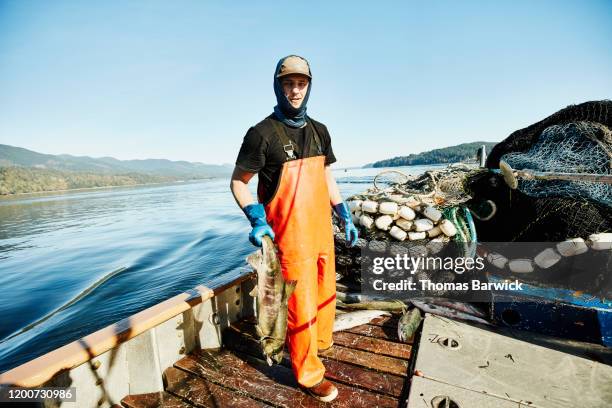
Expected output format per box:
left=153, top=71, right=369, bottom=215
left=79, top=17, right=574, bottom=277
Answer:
left=467, top=101, right=612, bottom=296
left=486, top=100, right=612, bottom=168
left=351, top=164, right=483, bottom=209
left=471, top=101, right=612, bottom=242
left=501, top=122, right=611, bottom=207
left=333, top=166, right=484, bottom=299
left=334, top=100, right=612, bottom=298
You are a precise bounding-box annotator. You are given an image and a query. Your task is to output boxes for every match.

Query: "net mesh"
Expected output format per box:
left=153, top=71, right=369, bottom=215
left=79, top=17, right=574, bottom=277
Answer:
left=487, top=100, right=612, bottom=168
left=471, top=101, right=612, bottom=243
left=466, top=101, right=612, bottom=296
left=501, top=122, right=611, bottom=207
left=335, top=101, right=612, bottom=296
left=358, top=164, right=483, bottom=208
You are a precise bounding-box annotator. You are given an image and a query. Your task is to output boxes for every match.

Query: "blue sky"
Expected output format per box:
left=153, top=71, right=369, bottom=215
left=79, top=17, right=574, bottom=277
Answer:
left=1, top=1, right=610, bottom=167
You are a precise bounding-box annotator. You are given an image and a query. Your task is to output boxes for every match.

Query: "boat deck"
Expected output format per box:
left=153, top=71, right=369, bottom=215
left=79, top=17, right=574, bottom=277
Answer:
left=120, top=312, right=413, bottom=407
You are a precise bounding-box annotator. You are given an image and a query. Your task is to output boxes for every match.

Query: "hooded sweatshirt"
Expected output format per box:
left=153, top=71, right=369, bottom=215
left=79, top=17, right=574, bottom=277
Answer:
left=273, top=56, right=312, bottom=128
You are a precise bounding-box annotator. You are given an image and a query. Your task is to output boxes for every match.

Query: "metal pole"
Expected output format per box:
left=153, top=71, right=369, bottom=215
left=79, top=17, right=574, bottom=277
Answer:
left=497, top=160, right=612, bottom=189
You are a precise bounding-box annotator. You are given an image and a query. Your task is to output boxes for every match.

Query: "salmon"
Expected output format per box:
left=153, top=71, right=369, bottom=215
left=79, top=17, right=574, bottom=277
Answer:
left=247, top=235, right=297, bottom=366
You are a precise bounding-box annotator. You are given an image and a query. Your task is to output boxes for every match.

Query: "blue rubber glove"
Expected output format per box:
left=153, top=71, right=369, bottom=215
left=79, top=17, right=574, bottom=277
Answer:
left=333, top=202, right=359, bottom=247
left=243, top=203, right=275, bottom=247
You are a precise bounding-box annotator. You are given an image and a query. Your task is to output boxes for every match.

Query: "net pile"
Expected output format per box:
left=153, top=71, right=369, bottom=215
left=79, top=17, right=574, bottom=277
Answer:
left=333, top=166, right=483, bottom=298
left=333, top=101, right=612, bottom=297
left=365, top=164, right=483, bottom=208
left=472, top=101, right=612, bottom=243
left=468, top=100, right=612, bottom=295
left=501, top=121, right=611, bottom=207
left=486, top=100, right=612, bottom=168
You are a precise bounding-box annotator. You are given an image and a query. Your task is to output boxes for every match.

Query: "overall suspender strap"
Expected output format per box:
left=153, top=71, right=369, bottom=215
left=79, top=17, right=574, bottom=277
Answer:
left=307, top=120, right=323, bottom=156
left=271, top=117, right=323, bottom=160
left=270, top=119, right=297, bottom=160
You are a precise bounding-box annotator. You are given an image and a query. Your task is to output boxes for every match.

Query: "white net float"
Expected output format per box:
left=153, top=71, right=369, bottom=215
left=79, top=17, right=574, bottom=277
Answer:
left=405, top=196, right=420, bottom=208
left=388, top=194, right=409, bottom=204
left=389, top=226, right=407, bottom=241
left=361, top=200, right=379, bottom=214
left=414, top=218, right=434, bottom=232
left=439, top=219, right=457, bottom=237
left=408, top=231, right=426, bottom=241
left=375, top=215, right=394, bottom=230
left=427, top=226, right=442, bottom=238
left=398, top=206, right=416, bottom=221
left=588, top=233, right=612, bottom=250
left=556, top=238, right=588, bottom=256
left=508, top=259, right=535, bottom=273
left=423, top=206, right=443, bottom=223
left=359, top=214, right=374, bottom=229
left=487, top=252, right=508, bottom=269
left=534, top=248, right=562, bottom=269
left=395, top=219, right=413, bottom=231
left=379, top=201, right=399, bottom=215
left=348, top=200, right=363, bottom=212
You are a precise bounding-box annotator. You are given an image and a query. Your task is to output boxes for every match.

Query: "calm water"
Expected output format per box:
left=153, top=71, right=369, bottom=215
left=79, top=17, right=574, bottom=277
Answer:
left=0, top=165, right=435, bottom=372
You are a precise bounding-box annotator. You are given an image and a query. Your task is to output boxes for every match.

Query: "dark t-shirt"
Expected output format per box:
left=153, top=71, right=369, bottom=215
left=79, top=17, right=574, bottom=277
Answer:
left=236, top=115, right=337, bottom=204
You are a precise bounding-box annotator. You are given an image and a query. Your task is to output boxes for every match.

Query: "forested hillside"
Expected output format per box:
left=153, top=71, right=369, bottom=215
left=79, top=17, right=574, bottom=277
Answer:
left=0, top=144, right=233, bottom=195
left=0, top=144, right=232, bottom=178
left=367, top=142, right=498, bottom=168
left=0, top=167, right=177, bottom=195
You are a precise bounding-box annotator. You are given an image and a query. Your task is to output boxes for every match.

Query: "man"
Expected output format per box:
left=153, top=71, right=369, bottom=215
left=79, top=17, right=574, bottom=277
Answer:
left=230, top=55, right=358, bottom=402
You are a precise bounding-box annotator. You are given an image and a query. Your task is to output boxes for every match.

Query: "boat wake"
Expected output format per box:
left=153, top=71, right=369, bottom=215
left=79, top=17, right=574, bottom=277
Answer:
left=0, top=266, right=128, bottom=345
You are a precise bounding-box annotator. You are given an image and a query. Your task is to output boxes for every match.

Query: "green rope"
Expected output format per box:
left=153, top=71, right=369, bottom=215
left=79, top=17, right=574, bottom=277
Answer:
left=462, top=206, right=478, bottom=258
left=446, top=207, right=467, bottom=257
left=443, top=205, right=478, bottom=258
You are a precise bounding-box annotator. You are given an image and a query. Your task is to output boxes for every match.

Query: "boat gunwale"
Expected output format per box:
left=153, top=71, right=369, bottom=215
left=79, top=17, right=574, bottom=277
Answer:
left=0, top=270, right=255, bottom=388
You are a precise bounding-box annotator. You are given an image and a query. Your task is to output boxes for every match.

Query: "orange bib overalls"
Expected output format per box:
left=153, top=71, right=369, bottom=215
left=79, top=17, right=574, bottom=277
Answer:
left=263, top=120, right=336, bottom=387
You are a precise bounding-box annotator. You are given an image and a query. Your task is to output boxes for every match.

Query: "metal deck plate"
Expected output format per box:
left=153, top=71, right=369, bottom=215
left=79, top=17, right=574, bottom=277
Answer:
left=407, top=376, right=519, bottom=408
left=412, top=314, right=612, bottom=408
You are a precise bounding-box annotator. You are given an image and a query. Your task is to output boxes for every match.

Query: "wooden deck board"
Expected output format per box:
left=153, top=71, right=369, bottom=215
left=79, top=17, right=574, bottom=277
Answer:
left=223, top=324, right=406, bottom=397
left=164, top=366, right=269, bottom=407
left=122, top=311, right=410, bottom=407
left=319, top=357, right=405, bottom=398
left=174, top=349, right=399, bottom=408
left=235, top=319, right=410, bottom=358
left=368, top=315, right=401, bottom=329
left=121, top=391, right=195, bottom=408
left=229, top=321, right=408, bottom=376
left=236, top=350, right=401, bottom=408
left=344, top=323, right=400, bottom=341
left=332, top=331, right=411, bottom=359
left=232, top=319, right=411, bottom=359
left=318, top=343, right=408, bottom=377
left=175, top=349, right=316, bottom=408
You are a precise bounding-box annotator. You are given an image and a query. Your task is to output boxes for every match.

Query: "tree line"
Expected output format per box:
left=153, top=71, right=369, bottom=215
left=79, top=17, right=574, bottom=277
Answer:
left=0, top=167, right=177, bottom=195
left=369, top=142, right=497, bottom=168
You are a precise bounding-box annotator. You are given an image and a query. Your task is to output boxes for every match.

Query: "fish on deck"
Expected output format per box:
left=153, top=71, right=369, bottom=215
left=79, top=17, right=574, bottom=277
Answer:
left=397, top=308, right=423, bottom=343
left=411, top=299, right=490, bottom=325
left=333, top=310, right=391, bottom=332
left=336, top=299, right=407, bottom=312
left=247, top=235, right=297, bottom=366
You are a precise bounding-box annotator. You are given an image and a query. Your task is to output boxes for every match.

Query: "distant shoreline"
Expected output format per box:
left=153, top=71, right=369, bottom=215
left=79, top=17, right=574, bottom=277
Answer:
left=364, top=141, right=496, bottom=168
left=0, top=177, right=218, bottom=199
